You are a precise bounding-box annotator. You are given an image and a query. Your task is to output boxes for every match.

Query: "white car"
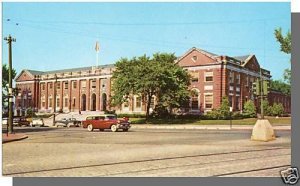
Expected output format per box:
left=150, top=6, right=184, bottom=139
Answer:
left=31, top=118, right=45, bottom=127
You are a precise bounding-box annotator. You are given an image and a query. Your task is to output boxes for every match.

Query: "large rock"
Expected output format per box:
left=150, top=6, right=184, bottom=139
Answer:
left=251, top=119, right=276, bottom=141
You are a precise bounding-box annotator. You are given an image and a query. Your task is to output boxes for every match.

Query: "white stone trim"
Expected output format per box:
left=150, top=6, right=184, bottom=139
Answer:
left=183, top=64, right=222, bottom=71
left=39, top=75, right=112, bottom=83
left=225, top=64, right=270, bottom=80
left=16, top=81, right=35, bottom=84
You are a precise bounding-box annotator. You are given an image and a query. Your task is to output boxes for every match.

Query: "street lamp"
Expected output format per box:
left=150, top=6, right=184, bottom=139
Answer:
left=4, top=35, right=16, bottom=134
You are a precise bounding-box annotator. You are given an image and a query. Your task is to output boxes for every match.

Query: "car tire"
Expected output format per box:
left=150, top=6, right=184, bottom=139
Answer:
left=87, top=124, right=94, bottom=132
left=123, top=129, right=128, bottom=132
left=111, top=125, right=117, bottom=132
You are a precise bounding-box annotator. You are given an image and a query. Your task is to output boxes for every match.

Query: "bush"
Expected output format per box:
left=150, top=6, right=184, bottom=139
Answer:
left=262, top=100, right=271, bottom=116
left=26, top=108, right=34, bottom=117
left=268, top=103, right=284, bottom=116
left=150, top=103, right=170, bottom=118
left=117, top=113, right=146, bottom=118
left=231, top=111, right=244, bottom=119
left=104, top=110, right=116, bottom=115
left=243, top=100, right=256, bottom=118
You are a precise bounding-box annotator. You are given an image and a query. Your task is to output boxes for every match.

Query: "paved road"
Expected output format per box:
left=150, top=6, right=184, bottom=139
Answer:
left=2, top=127, right=291, bottom=177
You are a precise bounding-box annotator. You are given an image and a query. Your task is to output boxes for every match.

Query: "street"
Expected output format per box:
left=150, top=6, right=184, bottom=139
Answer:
left=2, top=127, right=291, bottom=177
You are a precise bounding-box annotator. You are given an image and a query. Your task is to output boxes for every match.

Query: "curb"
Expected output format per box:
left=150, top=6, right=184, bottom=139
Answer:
left=2, top=135, right=28, bottom=144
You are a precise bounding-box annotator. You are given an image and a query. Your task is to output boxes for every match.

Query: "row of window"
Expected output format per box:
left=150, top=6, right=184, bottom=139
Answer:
left=190, top=71, right=214, bottom=83
left=41, top=80, right=105, bottom=91
left=42, top=97, right=76, bottom=108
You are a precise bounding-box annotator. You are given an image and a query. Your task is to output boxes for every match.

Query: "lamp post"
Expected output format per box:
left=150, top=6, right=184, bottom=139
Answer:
left=4, top=35, right=16, bottom=134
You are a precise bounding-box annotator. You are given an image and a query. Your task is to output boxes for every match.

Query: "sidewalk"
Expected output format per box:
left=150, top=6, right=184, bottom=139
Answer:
left=131, top=124, right=291, bottom=131
left=2, top=133, right=28, bottom=144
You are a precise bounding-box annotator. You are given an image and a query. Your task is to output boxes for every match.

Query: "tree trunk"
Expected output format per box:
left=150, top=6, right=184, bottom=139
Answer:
left=146, top=94, right=152, bottom=122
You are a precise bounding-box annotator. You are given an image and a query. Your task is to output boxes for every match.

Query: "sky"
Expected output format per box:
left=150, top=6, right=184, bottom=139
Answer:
left=2, top=2, right=291, bottom=81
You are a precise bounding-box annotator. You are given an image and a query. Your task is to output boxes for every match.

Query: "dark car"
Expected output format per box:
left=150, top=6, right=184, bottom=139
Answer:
left=13, top=116, right=30, bottom=127
left=82, top=114, right=130, bottom=132
left=55, top=118, right=81, bottom=128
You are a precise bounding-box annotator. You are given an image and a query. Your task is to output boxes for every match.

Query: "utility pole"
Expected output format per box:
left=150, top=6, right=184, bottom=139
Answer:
left=53, top=74, right=57, bottom=126
left=4, top=35, right=16, bottom=134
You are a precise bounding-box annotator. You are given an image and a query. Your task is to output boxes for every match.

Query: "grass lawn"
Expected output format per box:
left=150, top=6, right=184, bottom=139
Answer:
left=129, top=116, right=291, bottom=125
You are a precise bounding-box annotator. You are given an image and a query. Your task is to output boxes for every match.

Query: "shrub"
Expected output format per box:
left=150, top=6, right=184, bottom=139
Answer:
left=150, top=103, right=170, bottom=118
left=26, top=108, right=34, bottom=117
left=268, top=103, right=284, bottom=116
left=117, top=113, right=146, bottom=118
left=231, top=111, right=243, bottom=119
left=219, top=97, right=230, bottom=119
left=243, top=100, right=256, bottom=118
left=262, top=100, right=271, bottom=116
left=205, top=109, right=222, bottom=120
left=104, top=110, right=116, bottom=115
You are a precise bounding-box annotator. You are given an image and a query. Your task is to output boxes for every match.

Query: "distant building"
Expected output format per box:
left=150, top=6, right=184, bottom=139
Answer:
left=14, top=47, right=291, bottom=116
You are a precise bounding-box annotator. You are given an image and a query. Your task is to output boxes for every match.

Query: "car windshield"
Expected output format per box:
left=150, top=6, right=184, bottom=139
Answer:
left=106, top=115, right=117, bottom=120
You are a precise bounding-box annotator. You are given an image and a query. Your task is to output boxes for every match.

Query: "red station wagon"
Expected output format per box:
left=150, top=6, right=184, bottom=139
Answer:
left=82, top=114, right=131, bottom=132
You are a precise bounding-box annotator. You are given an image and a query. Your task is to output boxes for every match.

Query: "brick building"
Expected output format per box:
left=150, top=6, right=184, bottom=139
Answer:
left=14, top=47, right=291, bottom=116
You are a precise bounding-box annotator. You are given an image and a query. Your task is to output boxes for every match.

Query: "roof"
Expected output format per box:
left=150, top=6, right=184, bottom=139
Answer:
left=22, top=64, right=115, bottom=76
left=176, top=47, right=220, bottom=63
left=233, top=55, right=252, bottom=62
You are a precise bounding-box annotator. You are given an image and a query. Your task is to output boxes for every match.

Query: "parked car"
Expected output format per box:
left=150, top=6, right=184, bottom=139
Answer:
left=2, top=118, right=8, bottom=125
left=55, top=118, right=81, bottom=128
left=82, top=114, right=131, bottom=132
left=31, top=118, right=45, bottom=127
left=14, top=116, right=31, bottom=126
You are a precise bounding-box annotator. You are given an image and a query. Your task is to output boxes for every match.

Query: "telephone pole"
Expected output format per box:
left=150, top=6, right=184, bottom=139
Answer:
left=4, top=35, right=16, bottom=134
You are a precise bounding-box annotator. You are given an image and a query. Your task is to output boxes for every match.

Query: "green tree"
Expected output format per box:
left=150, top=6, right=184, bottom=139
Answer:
left=219, top=96, right=230, bottom=119
left=274, top=28, right=291, bottom=84
left=2, top=64, right=17, bottom=110
left=270, top=80, right=291, bottom=95
left=262, top=99, right=270, bottom=116
left=243, top=100, right=256, bottom=118
left=268, top=103, right=284, bottom=116
left=111, top=53, right=191, bottom=119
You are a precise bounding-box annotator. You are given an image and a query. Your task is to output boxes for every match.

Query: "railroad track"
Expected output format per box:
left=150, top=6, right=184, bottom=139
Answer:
left=4, top=147, right=290, bottom=177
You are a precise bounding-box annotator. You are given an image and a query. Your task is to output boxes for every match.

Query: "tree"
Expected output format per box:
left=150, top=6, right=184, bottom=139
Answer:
left=243, top=100, right=256, bottom=118
left=2, top=64, right=17, bottom=110
left=111, top=53, right=191, bottom=119
left=219, top=96, right=230, bottom=119
left=270, top=80, right=291, bottom=95
left=274, top=28, right=291, bottom=84
left=268, top=103, right=284, bottom=116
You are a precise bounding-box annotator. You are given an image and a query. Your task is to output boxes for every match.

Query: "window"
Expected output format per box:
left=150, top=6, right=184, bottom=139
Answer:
left=42, top=84, right=45, bottom=91
left=64, top=98, right=68, bottom=107
left=49, top=83, right=52, bottom=89
left=136, top=96, right=142, bottom=108
left=57, top=98, right=60, bottom=107
left=65, top=82, right=69, bottom=89
left=49, top=98, right=52, bottom=107
left=81, top=81, right=86, bottom=88
left=236, top=73, right=240, bottom=84
left=229, top=96, right=233, bottom=108
left=150, top=96, right=155, bottom=108
left=91, top=80, right=96, bottom=89
left=229, top=71, right=234, bottom=84
left=205, top=71, right=213, bottom=82
left=190, top=72, right=199, bottom=83
left=57, top=82, right=60, bottom=89
left=42, top=101, right=45, bottom=107
left=191, top=90, right=199, bottom=110
left=236, top=96, right=240, bottom=110
left=192, top=55, right=198, bottom=62
left=205, top=94, right=213, bottom=109
left=73, top=81, right=77, bottom=89
left=73, top=98, right=76, bottom=106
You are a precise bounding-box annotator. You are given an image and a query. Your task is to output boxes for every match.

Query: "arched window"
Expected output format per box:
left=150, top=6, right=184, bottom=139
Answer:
left=191, top=89, right=200, bottom=111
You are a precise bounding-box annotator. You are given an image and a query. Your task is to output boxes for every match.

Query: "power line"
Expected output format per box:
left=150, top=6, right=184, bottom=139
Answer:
left=4, top=17, right=289, bottom=26
left=4, top=19, right=290, bottom=59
